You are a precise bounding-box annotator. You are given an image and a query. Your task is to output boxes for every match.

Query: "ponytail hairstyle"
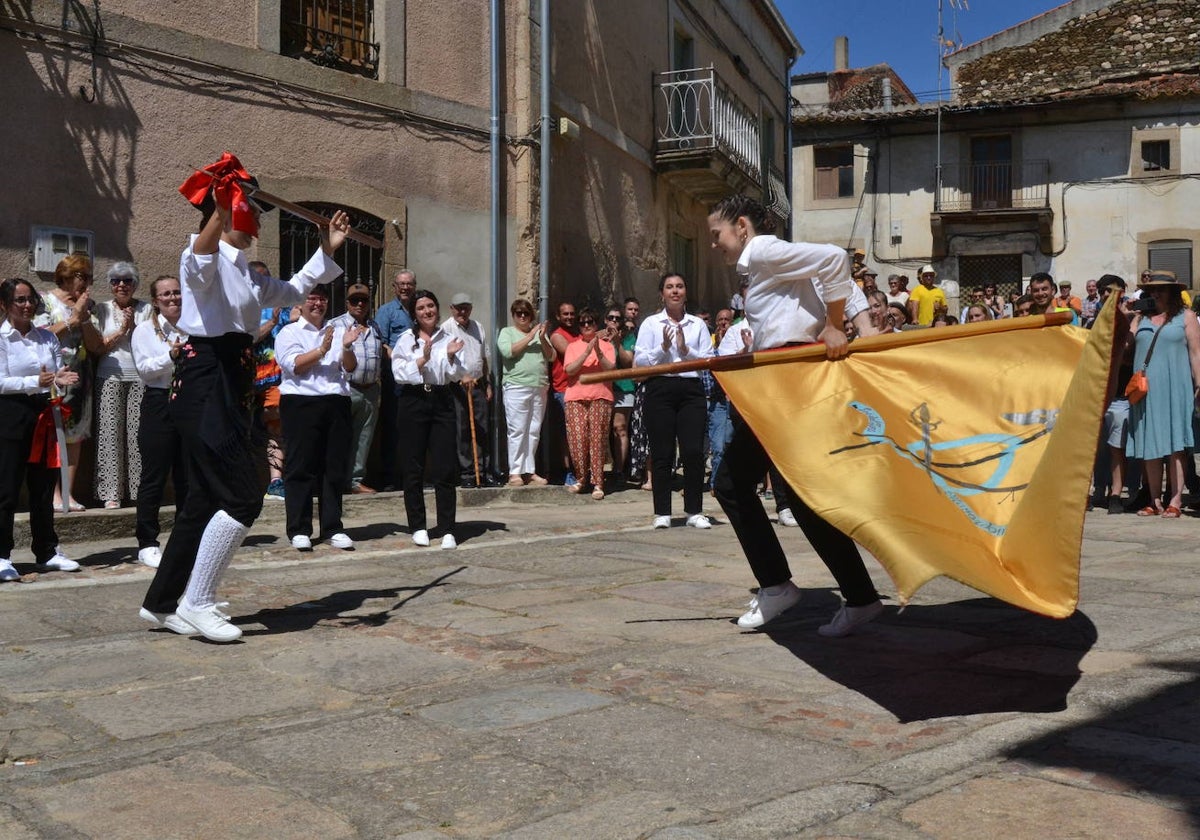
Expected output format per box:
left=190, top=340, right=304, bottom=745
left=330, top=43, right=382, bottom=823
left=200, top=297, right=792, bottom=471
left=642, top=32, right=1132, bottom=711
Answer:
left=409, top=289, right=440, bottom=340
left=709, top=194, right=776, bottom=237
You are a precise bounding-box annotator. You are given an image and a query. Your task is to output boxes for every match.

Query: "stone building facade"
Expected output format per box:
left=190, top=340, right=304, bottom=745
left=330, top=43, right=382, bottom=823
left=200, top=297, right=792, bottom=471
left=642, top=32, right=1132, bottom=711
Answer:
left=1, top=0, right=797, bottom=497
left=791, top=0, right=1200, bottom=297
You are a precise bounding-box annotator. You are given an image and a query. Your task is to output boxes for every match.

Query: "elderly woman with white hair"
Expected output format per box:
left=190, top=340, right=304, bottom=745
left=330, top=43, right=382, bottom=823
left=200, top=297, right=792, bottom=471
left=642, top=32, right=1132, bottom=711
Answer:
left=91, top=261, right=151, bottom=509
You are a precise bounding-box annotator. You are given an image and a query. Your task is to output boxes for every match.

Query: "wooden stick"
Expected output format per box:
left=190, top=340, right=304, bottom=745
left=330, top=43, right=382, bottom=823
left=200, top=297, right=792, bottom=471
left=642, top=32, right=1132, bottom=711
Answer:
left=192, top=167, right=385, bottom=249
left=247, top=187, right=385, bottom=249
left=579, top=311, right=1074, bottom=385
left=466, top=385, right=481, bottom=487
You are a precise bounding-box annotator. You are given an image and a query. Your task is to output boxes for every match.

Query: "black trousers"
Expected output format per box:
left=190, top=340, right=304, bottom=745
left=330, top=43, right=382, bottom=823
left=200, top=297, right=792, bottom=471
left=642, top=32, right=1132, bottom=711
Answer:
left=143, top=334, right=265, bottom=614
left=397, top=385, right=457, bottom=533
left=280, top=393, right=351, bottom=538
left=451, top=380, right=490, bottom=481
left=714, top=411, right=879, bottom=606
left=643, top=376, right=707, bottom=516
left=0, top=394, right=57, bottom=563
left=135, top=387, right=188, bottom=548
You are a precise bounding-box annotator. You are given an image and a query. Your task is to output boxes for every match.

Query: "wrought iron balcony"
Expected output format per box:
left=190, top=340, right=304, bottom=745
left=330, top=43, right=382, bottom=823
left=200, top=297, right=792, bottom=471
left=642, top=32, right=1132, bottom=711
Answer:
left=281, top=0, right=380, bottom=79
left=935, top=160, right=1050, bottom=212
left=654, top=67, right=763, bottom=200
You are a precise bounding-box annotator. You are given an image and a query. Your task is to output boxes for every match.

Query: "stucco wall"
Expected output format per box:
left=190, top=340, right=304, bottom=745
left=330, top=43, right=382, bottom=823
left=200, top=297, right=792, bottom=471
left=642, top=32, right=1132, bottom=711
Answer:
left=0, top=26, right=501, bottom=287
left=795, top=108, right=1200, bottom=286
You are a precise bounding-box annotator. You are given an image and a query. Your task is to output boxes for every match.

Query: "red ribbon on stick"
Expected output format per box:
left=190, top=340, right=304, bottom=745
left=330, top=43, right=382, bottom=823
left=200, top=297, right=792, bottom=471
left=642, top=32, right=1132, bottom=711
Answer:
left=28, top=398, right=70, bottom=468
left=178, top=152, right=260, bottom=238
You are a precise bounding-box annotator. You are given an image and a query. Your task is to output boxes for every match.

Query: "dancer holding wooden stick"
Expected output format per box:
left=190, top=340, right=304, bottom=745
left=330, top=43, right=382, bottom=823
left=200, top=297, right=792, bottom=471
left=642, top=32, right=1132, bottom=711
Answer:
left=140, top=153, right=350, bottom=641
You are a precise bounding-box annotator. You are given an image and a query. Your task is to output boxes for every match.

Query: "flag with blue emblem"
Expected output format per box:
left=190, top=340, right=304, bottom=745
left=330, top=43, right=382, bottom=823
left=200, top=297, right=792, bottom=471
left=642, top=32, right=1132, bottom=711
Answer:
left=713, top=301, right=1120, bottom=618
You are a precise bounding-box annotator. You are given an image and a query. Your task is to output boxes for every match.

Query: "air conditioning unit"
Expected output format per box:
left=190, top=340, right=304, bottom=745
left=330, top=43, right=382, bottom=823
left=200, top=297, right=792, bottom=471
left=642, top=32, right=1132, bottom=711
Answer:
left=30, top=226, right=94, bottom=272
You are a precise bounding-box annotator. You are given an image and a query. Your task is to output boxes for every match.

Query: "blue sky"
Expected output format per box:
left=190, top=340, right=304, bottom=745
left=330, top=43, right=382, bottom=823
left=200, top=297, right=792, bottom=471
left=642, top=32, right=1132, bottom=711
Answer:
left=776, top=0, right=1069, bottom=100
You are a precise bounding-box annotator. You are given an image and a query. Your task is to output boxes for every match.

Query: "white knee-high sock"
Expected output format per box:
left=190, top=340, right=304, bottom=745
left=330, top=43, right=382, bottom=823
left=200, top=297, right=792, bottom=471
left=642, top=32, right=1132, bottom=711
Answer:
left=182, top=510, right=249, bottom=610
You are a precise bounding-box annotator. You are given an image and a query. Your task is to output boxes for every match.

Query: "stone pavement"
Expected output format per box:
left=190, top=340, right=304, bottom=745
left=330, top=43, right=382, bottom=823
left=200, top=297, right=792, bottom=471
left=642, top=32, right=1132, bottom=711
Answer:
left=1, top=487, right=1198, bottom=839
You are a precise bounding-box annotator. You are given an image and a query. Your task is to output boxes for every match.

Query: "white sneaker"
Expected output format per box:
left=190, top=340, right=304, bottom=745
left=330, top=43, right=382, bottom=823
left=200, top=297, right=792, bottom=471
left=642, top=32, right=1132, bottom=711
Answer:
left=138, top=607, right=197, bottom=635
left=412, top=529, right=431, bottom=547
left=737, top=581, right=803, bottom=629
left=137, top=546, right=162, bottom=568
left=777, top=508, right=798, bottom=527
left=685, top=513, right=712, bottom=529
left=41, top=553, right=80, bottom=572
left=291, top=535, right=313, bottom=551
left=0, top=559, right=19, bottom=582
left=176, top=602, right=242, bottom=643
left=652, top=515, right=671, bottom=529
left=441, top=534, right=457, bottom=550
left=818, top=600, right=884, bottom=637
left=328, top=533, right=355, bottom=550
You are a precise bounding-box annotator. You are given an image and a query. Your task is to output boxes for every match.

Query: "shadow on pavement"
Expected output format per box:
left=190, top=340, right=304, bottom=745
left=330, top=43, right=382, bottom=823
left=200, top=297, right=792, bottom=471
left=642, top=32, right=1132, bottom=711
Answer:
left=236, top=565, right=467, bottom=635
left=763, top=592, right=1097, bottom=723
left=1007, top=663, right=1200, bottom=836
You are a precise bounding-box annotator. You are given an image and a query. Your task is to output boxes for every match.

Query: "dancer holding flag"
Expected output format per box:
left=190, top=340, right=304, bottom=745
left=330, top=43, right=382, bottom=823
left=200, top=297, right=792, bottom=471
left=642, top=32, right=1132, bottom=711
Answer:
left=707, top=195, right=884, bottom=636
left=139, top=154, right=350, bottom=641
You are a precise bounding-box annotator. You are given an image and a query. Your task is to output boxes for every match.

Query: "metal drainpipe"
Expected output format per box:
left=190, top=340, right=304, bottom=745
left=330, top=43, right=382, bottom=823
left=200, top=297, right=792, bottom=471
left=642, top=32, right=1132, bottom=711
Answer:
left=489, top=0, right=503, bottom=478
left=536, top=0, right=553, bottom=478
left=785, top=53, right=797, bottom=239
left=538, top=0, right=551, bottom=321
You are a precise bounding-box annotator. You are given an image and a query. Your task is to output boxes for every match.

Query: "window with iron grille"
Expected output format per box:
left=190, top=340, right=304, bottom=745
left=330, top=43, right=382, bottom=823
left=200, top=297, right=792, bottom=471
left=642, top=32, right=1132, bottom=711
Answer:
left=958, top=254, right=1024, bottom=302
left=281, top=0, right=379, bottom=79
left=279, top=204, right=384, bottom=314
left=813, top=145, right=854, bottom=200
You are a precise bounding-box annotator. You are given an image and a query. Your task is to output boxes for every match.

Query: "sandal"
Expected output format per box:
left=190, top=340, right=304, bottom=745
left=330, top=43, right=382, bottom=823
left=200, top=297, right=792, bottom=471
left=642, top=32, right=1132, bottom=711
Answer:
left=591, top=488, right=605, bottom=500
left=1162, top=505, right=1182, bottom=519
left=1136, top=505, right=1162, bottom=517
left=565, top=483, right=581, bottom=494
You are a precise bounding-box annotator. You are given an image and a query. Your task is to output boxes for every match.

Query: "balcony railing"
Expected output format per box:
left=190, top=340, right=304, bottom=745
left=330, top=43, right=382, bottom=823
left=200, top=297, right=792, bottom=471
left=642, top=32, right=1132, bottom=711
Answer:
left=935, top=160, right=1050, bottom=212
left=766, top=164, right=790, bottom=221
left=655, top=67, right=761, bottom=184
left=281, top=0, right=380, bottom=79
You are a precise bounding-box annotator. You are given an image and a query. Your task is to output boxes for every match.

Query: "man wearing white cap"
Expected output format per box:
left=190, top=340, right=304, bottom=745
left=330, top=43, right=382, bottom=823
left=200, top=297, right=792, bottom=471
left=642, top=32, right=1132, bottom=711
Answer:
left=442, top=293, right=495, bottom=486
left=908, top=264, right=947, bottom=326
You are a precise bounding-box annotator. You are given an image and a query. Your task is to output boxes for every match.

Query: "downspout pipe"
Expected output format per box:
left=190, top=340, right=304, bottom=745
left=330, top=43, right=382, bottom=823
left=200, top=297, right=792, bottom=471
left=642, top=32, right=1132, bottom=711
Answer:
left=537, top=0, right=551, bottom=321
left=784, top=53, right=796, bottom=239
left=489, top=0, right=504, bottom=476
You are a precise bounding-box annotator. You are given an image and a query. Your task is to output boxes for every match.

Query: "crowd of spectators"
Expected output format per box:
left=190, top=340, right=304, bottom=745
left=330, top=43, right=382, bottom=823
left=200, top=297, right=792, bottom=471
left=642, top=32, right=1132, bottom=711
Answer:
left=2, top=246, right=1198, bottom=581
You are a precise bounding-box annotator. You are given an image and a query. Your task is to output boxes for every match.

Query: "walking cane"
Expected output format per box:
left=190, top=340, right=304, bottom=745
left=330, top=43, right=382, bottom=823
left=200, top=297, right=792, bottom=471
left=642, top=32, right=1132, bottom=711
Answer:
left=466, top=384, right=482, bottom=488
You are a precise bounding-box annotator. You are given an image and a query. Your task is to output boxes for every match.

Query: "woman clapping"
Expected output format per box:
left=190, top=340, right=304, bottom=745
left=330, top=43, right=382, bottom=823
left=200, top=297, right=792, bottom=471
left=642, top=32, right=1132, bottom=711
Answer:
left=0, top=278, right=82, bottom=580
left=131, top=275, right=189, bottom=568
left=563, top=308, right=616, bottom=499
left=393, top=290, right=465, bottom=549
left=276, top=285, right=362, bottom=551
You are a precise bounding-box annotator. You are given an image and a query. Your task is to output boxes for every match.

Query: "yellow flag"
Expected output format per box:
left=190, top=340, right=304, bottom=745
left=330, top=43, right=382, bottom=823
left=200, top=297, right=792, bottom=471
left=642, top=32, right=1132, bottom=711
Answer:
left=713, top=301, right=1119, bottom=618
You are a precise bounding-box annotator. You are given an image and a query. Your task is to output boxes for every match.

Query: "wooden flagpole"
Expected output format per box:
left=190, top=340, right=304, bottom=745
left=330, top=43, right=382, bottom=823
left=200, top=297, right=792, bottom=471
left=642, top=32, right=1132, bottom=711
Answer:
left=580, top=311, right=1074, bottom=385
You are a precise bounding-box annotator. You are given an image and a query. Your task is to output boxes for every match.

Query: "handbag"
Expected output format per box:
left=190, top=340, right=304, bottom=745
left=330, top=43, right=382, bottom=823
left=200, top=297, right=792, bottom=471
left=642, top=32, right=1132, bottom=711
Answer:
left=1124, top=321, right=1165, bottom=405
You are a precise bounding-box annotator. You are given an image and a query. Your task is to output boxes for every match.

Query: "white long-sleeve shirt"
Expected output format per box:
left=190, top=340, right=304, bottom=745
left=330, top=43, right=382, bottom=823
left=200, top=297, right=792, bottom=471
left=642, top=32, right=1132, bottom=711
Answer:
left=0, top=321, right=62, bottom=394
left=391, top=329, right=464, bottom=386
left=131, top=316, right=187, bottom=390
left=737, top=235, right=863, bottom=350
left=275, top=319, right=352, bottom=397
left=632, top=310, right=713, bottom=377
left=439, top=316, right=488, bottom=381
left=178, top=235, right=343, bottom=338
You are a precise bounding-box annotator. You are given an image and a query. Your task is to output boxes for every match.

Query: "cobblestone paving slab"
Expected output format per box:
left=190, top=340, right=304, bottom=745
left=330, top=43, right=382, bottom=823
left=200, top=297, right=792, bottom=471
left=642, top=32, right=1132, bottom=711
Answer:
left=0, top=500, right=1197, bottom=837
